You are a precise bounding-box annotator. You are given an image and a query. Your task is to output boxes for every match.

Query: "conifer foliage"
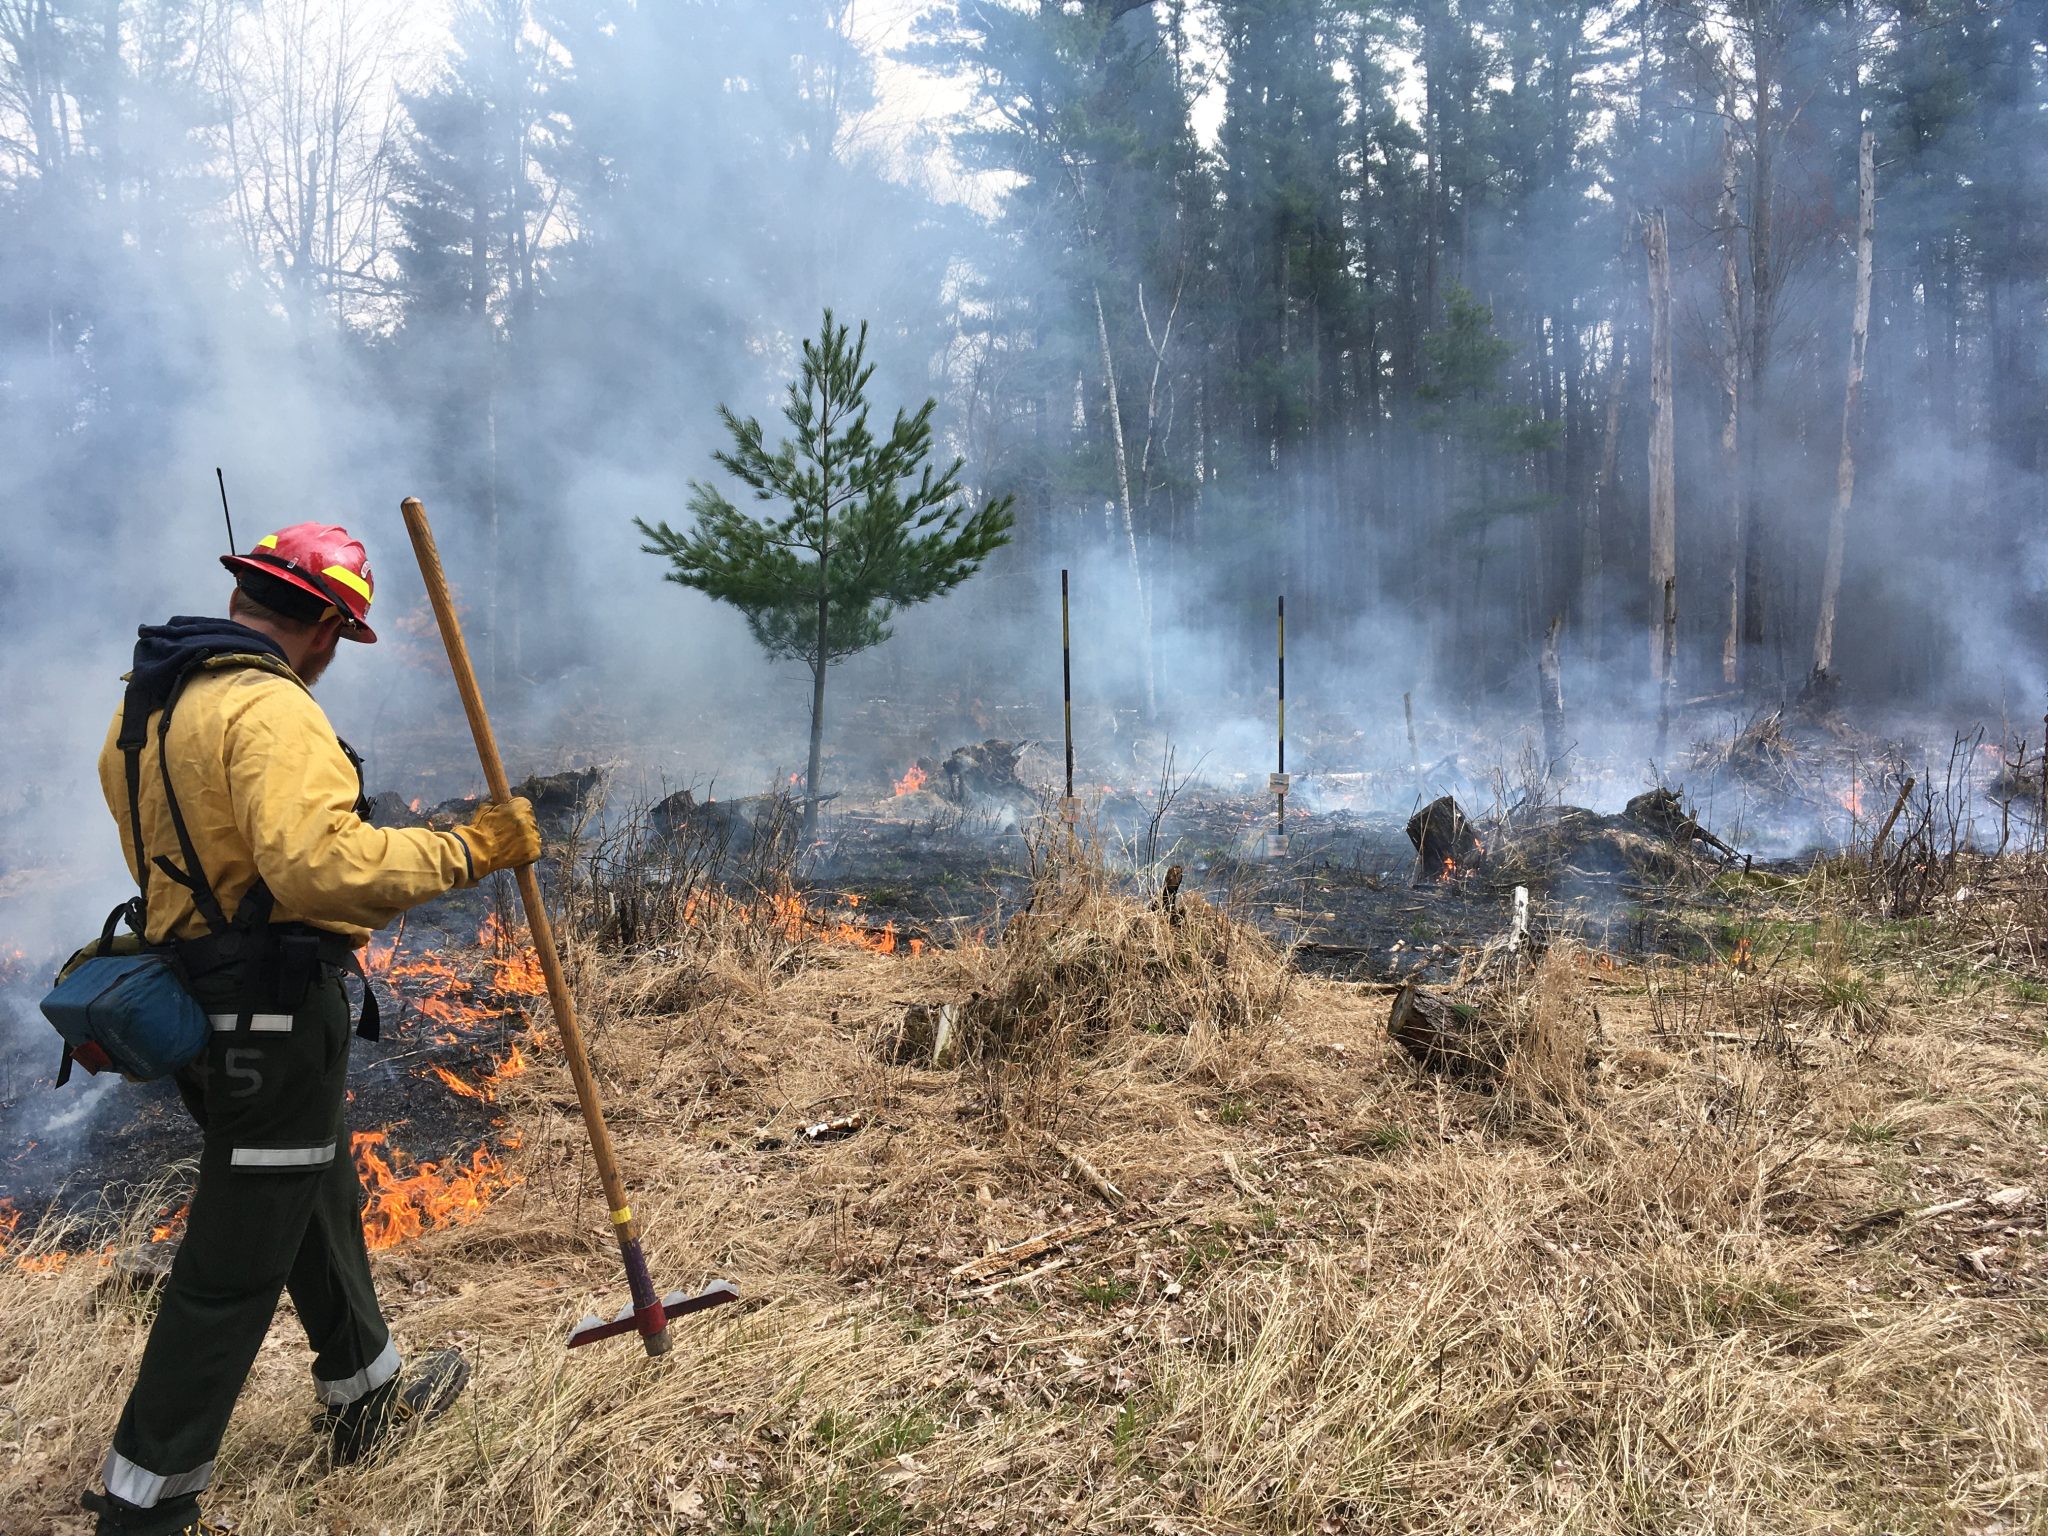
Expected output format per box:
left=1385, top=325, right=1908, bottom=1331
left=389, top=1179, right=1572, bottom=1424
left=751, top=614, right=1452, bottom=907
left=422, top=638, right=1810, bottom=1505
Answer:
left=636, top=313, right=1015, bottom=833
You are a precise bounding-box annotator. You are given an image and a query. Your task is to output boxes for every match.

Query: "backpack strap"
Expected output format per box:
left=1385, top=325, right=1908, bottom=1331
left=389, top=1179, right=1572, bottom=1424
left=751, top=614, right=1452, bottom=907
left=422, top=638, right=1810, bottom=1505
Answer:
left=146, top=661, right=237, bottom=935
left=122, top=647, right=378, bottom=1041
left=116, top=681, right=156, bottom=923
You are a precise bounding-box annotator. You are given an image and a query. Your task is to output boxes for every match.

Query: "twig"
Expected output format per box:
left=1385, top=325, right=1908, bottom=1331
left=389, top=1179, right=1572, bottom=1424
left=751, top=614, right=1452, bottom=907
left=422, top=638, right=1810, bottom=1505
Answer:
left=965, top=1256, right=1069, bottom=1299
left=1870, top=775, right=1917, bottom=862
left=1221, top=1151, right=1265, bottom=1200
left=1037, top=1130, right=1127, bottom=1208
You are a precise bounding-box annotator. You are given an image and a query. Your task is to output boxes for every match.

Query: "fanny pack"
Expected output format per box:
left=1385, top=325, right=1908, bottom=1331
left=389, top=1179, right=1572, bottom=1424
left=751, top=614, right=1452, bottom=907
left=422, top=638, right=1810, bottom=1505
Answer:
left=42, top=904, right=209, bottom=1082
left=39, top=651, right=380, bottom=1086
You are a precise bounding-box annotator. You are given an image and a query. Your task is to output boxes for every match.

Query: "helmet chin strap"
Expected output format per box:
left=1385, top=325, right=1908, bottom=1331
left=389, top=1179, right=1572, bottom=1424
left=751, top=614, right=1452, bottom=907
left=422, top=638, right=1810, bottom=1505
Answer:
left=235, top=551, right=369, bottom=636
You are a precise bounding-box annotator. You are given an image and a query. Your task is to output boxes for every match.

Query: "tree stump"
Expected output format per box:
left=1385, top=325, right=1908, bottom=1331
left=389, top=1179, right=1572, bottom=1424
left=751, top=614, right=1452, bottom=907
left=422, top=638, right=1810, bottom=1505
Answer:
left=1388, top=981, right=1508, bottom=1077
left=940, top=740, right=1035, bottom=809
left=1405, top=795, right=1480, bottom=877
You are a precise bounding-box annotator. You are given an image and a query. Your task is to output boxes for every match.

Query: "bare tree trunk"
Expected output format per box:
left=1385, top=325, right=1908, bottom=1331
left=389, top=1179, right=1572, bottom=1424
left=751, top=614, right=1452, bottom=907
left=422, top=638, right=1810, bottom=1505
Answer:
left=1093, top=280, right=1157, bottom=719
left=1539, top=614, right=1566, bottom=777
left=486, top=383, right=501, bottom=698
left=1813, top=130, right=1875, bottom=682
left=1742, top=2, right=1780, bottom=664
left=806, top=374, right=835, bottom=840
left=1585, top=328, right=1624, bottom=662
left=1656, top=578, right=1676, bottom=760
left=1645, top=210, right=1676, bottom=690
left=1717, top=109, right=1744, bottom=686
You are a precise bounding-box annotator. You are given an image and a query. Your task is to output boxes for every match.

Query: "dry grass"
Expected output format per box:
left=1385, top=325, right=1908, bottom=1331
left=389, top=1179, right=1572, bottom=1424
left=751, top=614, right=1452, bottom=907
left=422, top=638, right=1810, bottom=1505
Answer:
left=946, top=850, right=1291, bottom=1126
left=4, top=868, right=2048, bottom=1534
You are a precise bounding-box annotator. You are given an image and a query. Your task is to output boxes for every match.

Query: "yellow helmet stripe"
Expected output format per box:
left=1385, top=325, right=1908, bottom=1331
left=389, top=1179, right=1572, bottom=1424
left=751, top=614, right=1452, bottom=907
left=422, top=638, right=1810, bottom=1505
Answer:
left=256, top=534, right=279, bottom=550
left=322, top=564, right=372, bottom=604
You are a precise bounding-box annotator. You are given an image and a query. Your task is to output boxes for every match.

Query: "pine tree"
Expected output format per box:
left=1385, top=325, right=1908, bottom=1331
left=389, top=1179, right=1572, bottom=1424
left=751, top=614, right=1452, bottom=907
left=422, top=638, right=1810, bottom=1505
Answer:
left=1419, top=284, right=1562, bottom=535
left=636, top=313, right=1015, bottom=836
left=390, top=0, right=560, bottom=688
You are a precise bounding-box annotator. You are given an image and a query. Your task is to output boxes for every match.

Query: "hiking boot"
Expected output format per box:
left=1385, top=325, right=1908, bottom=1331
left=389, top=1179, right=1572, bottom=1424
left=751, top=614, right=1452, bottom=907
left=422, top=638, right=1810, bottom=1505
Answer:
left=322, top=1346, right=471, bottom=1465
left=82, top=1488, right=232, bottom=1535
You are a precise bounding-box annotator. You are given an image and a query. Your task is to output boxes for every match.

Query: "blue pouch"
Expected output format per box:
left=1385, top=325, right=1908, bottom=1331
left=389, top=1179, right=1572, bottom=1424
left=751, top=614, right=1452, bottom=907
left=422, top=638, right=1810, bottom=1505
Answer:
left=41, top=924, right=211, bottom=1082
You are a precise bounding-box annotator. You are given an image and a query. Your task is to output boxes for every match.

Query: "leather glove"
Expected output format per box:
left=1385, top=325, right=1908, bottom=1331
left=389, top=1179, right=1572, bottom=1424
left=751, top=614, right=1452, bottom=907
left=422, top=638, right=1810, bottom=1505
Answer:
left=456, top=796, right=542, bottom=879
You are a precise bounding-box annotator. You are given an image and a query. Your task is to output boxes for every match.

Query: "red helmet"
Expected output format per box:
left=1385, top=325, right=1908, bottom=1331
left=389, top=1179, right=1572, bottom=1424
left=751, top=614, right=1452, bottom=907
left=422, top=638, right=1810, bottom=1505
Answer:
left=222, top=523, right=377, bottom=643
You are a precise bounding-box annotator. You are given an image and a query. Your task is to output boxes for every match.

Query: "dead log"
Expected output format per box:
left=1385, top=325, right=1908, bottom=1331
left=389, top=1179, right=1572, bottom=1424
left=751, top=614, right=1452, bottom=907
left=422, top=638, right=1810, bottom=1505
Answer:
left=1388, top=981, right=1509, bottom=1077
left=364, top=790, right=429, bottom=828
left=1623, top=788, right=1734, bottom=857
left=649, top=788, right=809, bottom=855
left=512, top=768, right=602, bottom=830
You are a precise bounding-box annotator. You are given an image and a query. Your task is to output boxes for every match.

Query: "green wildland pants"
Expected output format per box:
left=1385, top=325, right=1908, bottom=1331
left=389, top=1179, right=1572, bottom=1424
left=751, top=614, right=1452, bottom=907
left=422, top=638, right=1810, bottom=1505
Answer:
left=100, top=958, right=395, bottom=1512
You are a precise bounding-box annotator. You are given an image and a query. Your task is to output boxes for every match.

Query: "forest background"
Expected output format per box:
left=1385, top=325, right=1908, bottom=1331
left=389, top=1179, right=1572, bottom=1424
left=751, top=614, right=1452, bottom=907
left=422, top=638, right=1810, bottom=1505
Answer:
left=1, top=0, right=2043, bottom=765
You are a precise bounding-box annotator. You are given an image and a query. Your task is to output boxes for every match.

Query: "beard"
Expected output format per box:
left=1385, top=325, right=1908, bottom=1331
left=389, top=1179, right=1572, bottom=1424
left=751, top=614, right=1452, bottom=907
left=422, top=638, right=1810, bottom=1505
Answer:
left=298, top=640, right=338, bottom=688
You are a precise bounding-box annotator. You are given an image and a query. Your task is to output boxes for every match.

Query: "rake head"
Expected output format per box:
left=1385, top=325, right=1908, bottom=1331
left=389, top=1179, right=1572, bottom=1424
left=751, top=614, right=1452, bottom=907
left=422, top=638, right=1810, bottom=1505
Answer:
left=569, top=1279, right=740, bottom=1352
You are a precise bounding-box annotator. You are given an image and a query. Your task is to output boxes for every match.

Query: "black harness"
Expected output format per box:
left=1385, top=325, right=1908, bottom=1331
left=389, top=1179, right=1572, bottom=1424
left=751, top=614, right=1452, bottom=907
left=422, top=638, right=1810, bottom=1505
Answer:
left=61, top=651, right=384, bottom=1084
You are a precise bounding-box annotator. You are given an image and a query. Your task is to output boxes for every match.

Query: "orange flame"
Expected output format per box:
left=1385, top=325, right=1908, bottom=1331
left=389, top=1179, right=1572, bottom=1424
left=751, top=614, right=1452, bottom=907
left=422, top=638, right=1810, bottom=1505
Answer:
left=674, top=884, right=923, bottom=957
left=893, top=763, right=928, bottom=797
left=365, top=920, right=547, bottom=1037
left=426, top=1040, right=530, bottom=1103
left=478, top=914, right=548, bottom=998
left=430, top=1063, right=491, bottom=1101
left=2, top=1196, right=189, bottom=1275
left=149, top=1201, right=189, bottom=1245
left=1836, top=785, right=1864, bottom=817
left=352, top=1131, right=521, bottom=1251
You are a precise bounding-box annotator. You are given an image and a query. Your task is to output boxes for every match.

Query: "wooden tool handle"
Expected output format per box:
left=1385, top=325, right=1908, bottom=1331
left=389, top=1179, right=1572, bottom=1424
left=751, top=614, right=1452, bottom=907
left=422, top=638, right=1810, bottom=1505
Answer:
left=399, top=497, right=670, bottom=1355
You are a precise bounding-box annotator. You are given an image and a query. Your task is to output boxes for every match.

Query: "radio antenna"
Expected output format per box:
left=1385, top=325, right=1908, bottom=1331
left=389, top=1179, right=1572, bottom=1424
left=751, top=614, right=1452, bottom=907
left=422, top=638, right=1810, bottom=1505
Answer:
left=215, top=467, right=237, bottom=553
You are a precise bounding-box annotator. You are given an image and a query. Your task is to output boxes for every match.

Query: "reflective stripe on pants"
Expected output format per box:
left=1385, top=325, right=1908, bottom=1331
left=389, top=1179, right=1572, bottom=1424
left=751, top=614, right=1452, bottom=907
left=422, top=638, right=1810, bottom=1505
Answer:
left=100, top=1448, right=214, bottom=1509
left=230, top=1141, right=336, bottom=1170
left=316, top=1335, right=401, bottom=1407
left=209, top=1013, right=294, bottom=1033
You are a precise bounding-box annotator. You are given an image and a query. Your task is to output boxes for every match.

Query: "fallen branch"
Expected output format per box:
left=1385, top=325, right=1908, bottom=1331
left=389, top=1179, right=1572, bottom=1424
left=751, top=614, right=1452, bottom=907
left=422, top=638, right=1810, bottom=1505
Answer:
left=1869, top=775, right=1916, bottom=862
left=948, top=1213, right=1117, bottom=1287
left=1838, top=1185, right=2033, bottom=1242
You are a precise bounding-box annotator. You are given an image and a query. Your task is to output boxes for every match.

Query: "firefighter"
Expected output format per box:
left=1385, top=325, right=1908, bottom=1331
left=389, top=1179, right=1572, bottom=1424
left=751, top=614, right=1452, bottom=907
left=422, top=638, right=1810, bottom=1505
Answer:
left=82, top=524, right=543, bottom=1536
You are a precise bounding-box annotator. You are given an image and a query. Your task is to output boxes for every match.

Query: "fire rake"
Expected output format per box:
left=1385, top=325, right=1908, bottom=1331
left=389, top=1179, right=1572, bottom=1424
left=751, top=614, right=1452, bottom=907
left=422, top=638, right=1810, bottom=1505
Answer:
left=400, top=497, right=737, bottom=1355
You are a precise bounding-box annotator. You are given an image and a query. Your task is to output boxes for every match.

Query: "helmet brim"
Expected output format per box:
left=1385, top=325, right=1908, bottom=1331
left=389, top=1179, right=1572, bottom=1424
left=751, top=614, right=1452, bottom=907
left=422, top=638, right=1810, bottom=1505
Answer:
left=223, top=554, right=378, bottom=643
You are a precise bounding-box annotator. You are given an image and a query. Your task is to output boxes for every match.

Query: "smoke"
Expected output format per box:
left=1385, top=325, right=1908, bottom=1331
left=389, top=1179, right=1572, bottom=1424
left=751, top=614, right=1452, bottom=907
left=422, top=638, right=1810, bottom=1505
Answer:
left=3, top=0, right=2046, bottom=1167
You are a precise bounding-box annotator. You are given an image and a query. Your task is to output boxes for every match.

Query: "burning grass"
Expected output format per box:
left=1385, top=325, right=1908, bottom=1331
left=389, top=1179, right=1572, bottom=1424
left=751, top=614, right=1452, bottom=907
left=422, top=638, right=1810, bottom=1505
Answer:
left=2, top=857, right=2045, bottom=1531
